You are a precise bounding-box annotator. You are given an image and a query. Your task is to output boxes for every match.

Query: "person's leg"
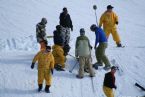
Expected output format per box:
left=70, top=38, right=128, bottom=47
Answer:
left=77, top=56, right=85, bottom=78
left=95, top=45, right=103, bottom=65
left=104, top=28, right=111, bottom=39
left=101, top=43, right=111, bottom=67
left=44, top=69, right=52, bottom=93
left=38, top=69, right=44, bottom=91
left=111, top=28, right=121, bottom=46
left=65, top=27, right=70, bottom=45
left=86, top=56, right=95, bottom=77
left=103, top=86, right=114, bottom=97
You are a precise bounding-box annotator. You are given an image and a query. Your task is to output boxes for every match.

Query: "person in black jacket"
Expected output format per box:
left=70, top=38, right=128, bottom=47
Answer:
left=53, top=25, right=64, bottom=46
left=59, top=7, right=73, bottom=55
left=103, top=66, right=117, bottom=97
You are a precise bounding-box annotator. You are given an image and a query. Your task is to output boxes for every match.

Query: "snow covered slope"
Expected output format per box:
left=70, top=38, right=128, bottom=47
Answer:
left=0, top=0, right=145, bottom=97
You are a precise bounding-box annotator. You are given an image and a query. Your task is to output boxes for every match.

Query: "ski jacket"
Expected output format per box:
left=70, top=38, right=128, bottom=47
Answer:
left=52, top=45, right=65, bottom=67
left=36, top=22, right=47, bottom=43
left=53, top=30, right=64, bottom=46
left=99, top=11, right=118, bottom=29
left=59, top=12, right=73, bottom=29
left=75, top=35, right=92, bottom=57
left=103, top=72, right=116, bottom=89
left=95, top=27, right=107, bottom=46
left=32, top=51, right=54, bottom=70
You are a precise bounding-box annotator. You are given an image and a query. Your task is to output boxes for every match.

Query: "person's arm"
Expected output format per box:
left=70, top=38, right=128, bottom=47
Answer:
left=75, top=37, right=79, bottom=57
left=31, top=52, right=40, bottom=69
left=94, top=30, right=99, bottom=48
left=114, top=12, right=118, bottom=25
left=99, top=14, right=104, bottom=27
left=69, top=14, right=73, bottom=31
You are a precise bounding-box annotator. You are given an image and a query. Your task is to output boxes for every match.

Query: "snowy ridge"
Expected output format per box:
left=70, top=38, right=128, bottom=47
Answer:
left=0, top=0, right=145, bottom=97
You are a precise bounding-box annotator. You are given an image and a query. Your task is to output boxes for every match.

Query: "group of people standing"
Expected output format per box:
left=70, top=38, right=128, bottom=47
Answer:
left=31, top=5, right=122, bottom=97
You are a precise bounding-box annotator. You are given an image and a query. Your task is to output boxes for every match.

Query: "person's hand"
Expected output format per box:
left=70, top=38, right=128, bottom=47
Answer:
left=71, top=27, right=73, bottom=31
left=31, top=63, right=35, bottom=69
left=90, top=46, right=93, bottom=50
left=116, top=21, right=118, bottom=25
left=114, top=85, right=117, bottom=89
left=51, top=69, right=53, bottom=75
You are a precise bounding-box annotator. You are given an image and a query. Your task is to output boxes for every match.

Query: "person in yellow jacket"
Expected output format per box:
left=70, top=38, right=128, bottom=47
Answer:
left=52, top=44, right=65, bottom=71
left=99, top=5, right=123, bottom=47
left=31, top=46, right=54, bottom=93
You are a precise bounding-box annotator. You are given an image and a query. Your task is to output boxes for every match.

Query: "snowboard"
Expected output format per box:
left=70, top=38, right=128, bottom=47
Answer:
left=111, top=59, right=124, bottom=76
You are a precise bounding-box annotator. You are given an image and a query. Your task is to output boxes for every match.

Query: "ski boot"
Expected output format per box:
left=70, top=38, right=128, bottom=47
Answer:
left=45, top=85, right=50, bottom=93
left=38, top=84, right=43, bottom=92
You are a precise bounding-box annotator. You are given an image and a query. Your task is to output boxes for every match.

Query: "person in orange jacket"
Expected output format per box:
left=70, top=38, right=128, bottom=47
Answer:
left=31, top=46, right=54, bottom=93
left=99, top=5, right=123, bottom=47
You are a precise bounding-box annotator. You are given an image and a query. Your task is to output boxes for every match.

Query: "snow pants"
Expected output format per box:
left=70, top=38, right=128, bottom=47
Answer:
left=61, top=26, right=70, bottom=46
left=38, top=69, right=52, bottom=86
left=78, top=56, right=95, bottom=77
left=95, top=42, right=111, bottom=67
left=104, top=28, right=121, bottom=44
left=103, top=86, right=114, bottom=97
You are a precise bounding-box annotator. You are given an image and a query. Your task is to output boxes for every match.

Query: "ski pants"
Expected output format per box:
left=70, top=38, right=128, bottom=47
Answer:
left=95, top=42, right=111, bottom=67
left=78, top=56, right=95, bottom=77
left=38, top=69, right=52, bottom=86
left=104, top=27, right=121, bottom=44
left=61, top=26, right=70, bottom=46
left=103, top=86, right=114, bottom=97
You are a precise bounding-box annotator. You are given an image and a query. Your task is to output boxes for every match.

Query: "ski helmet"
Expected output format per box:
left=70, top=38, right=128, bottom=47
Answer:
left=90, top=24, right=96, bottom=31
left=107, top=5, right=114, bottom=9
left=41, top=18, right=47, bottom=24
left=80, top=28, right=85, bottom=35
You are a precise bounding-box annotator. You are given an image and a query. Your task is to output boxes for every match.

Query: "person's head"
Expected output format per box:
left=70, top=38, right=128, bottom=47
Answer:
left=63, top=7, right=68, bottom=15
left=80, top=28, right=85, bottom=36
left=46, top=46, right=51, bottom=52
left=41, top=17, right=47, bottom=25
left=111, top=66, right=118, bottom=74
left=56, top=25, right=62, bottom=31
left=107, top=5, right=113, bottom=12
left=40, top=40, right=48, bottom=46
left=90, top=24, right=97, bottom=32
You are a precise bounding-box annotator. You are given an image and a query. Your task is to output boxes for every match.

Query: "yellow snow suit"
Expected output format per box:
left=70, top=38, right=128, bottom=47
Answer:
left=32, top=51, right=54, bottom=85
left=52, top=44, right=65, bottom=68
left=103, top=86, right=114, bottom=97
left=99, top=11, right=121, bottom=44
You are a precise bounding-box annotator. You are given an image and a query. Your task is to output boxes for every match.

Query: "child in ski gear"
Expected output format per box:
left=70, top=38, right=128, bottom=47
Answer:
left=99, top=5, right=122, bottom=47
left=59, top=7, right=73, bottom=55
left=103, top=66, right=117, bottom=97
left=52, top=44, right=65, bottom=71
left=31, top=46, right=54, bottom=93
left=36, top=18, right=48, bottom=50
left=75, top=28, right=95, bottom=78
left=90, top=24, right=111, bottom=70
left=53, top=25, right=64, bottom=46
left=39, top=40, right=47, bottom=51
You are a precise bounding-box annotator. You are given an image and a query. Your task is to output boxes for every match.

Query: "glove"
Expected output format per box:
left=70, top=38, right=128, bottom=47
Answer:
left=90, top=46, right=93, bottom=50
left=51, top=69, right=53, bottom=75
left=114, top=85, right=117, bottom=89
left=71, top=27, right=73, bottom=31
left=31, top=63, right=35, bottom=69
left=116, top=21, right=118, bottom=25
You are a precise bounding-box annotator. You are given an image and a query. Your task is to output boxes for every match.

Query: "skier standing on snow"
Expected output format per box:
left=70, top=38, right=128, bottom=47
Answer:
left=36, top=18, right=48, bottom=50
left=52, top=43, right=66, bottom=71
left=53, top=25, right=64, bottom=46
left=31, top=46, right=54, bottom=93
left=75, top=28, right=95, bottom=78
left=103, top=66, right=117, bottom=97
left=99, top=5, right=123, bottom=47
left=90, top=24, right=111, bottom=70
left=59, top=7, right=73, bottom=55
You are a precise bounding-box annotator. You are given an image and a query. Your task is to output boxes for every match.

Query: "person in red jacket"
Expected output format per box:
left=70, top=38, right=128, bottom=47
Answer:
left=103, top=66, right=118, bottom=97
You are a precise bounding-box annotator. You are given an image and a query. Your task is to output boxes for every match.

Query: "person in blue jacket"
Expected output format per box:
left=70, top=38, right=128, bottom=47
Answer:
left=90, top=24, right=111, bottom=70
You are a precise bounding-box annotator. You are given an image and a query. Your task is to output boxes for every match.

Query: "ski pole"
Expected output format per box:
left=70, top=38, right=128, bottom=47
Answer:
left=93, top=5, right=98, bottom=26
left=68, top=53, right=76, bottom=59
left=91, top=77, right=95, bottom=93
left=69, top=60, right=78, bottom=73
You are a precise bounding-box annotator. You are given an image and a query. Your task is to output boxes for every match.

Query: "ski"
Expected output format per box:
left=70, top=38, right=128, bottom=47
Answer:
left=111, top=59, right=124, bottom=76
left=135, top=83, right=145, bottom=91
